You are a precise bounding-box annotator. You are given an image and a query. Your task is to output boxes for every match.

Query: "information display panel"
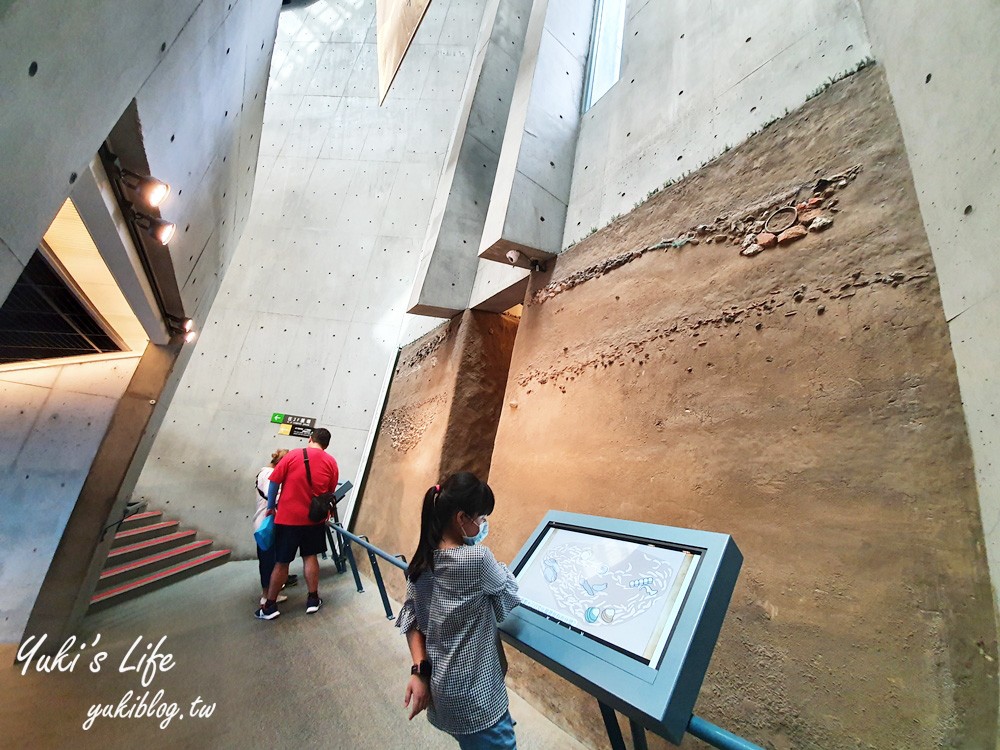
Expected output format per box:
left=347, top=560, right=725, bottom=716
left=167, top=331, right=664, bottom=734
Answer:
left=515, top=526, right=700, bottom=667
left=500, top=512, right=743, bottom=745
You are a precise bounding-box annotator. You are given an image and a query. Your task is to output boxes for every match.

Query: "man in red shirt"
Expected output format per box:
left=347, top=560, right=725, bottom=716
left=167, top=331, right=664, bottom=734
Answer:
left=255, top=427, right=339, bottom=620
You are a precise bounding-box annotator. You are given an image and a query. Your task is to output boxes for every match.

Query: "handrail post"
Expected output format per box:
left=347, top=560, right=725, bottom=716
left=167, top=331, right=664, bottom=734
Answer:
left=360, top=536, right=394, bottom=620
left=333, top=523, right=364, bottom=593
left=325, top=525, right=346, bottom=574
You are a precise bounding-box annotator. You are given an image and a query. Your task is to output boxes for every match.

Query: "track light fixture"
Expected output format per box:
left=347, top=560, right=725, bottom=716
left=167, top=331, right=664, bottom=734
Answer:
left=119, top=169, right=171, bottom=208
left=166, top=315, right=197, bottom=342
left=132, top=210, right=175, bottom=245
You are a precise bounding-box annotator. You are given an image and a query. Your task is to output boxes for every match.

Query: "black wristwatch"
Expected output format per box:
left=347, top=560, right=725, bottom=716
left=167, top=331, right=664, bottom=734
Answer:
left=411, top=660, right=432, bottom=679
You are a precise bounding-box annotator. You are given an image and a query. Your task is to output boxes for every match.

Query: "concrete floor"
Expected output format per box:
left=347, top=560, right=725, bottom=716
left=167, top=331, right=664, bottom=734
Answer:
left=0, top=561, right=589, bottom=750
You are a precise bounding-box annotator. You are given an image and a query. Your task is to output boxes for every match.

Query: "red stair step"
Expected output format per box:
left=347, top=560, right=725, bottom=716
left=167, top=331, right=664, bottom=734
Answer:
left=90, top=550, right=231, bottom=610
left=107, top=530, right=197, bottom=563
left=97, top=540, right=215, bottom=591
left=119, top=510, right=163, bottom=530
left=111, top=520, right=179, bottom=548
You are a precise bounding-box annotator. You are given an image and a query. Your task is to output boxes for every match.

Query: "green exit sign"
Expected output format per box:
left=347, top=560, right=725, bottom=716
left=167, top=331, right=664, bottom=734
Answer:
left=270, top=412, right=285, bottom=424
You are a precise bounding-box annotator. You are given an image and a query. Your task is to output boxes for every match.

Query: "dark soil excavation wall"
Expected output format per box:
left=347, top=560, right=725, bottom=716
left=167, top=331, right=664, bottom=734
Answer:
left=354, top=309, right=518, bottom=601
left=480, top=66, right=997, bottom=749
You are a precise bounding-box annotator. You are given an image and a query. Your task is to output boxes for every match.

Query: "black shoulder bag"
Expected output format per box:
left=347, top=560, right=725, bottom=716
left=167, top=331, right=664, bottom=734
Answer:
left=303, top=448, right=337, bottom=523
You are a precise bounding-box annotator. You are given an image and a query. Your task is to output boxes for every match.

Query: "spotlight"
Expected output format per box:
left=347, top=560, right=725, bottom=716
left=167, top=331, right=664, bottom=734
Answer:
left=119, top=169, right=171, bottom=208
left=132, top=211, right=175, bottom=245
left=166, top=315, right=196, bottom=338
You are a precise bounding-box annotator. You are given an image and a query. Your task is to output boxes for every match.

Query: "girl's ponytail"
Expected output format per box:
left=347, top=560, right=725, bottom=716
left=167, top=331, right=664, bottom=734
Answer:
left=408, top=484, right=443, bottom=581
left=407, top=473, right=495, bottom=582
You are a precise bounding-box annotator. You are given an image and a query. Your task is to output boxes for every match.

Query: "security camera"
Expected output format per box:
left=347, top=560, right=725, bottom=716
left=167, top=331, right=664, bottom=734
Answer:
left=505, top=249, right=522, bottom=265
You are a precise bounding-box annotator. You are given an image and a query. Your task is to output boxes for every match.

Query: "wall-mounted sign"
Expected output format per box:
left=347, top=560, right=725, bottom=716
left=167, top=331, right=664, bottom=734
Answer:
left=271, top=413, right=316, bottom=428
left=272, top=413, right=316, bottom=439
left=278, top=423, right=314, bottom=438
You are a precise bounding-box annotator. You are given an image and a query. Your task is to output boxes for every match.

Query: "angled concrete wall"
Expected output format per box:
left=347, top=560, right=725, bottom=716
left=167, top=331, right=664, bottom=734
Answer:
left=563, top=0, right=871, bottom=247
left=857, top=0, right=1000, bottom=634
left=134, top=0, right=494, bottom=557
left=0, top=0, right=279, bottom=642
left=0, top=0, right=278, bottom=320
left=0, top=356, right=141, bottom=641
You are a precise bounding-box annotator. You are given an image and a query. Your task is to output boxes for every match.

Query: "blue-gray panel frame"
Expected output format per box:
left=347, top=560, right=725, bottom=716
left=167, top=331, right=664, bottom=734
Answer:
left=499, top=511, right=743, bottom=744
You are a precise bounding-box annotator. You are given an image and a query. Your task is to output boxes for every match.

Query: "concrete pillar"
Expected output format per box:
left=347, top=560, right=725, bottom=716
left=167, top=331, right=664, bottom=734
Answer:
left=408, top=0, right=534, bottom=317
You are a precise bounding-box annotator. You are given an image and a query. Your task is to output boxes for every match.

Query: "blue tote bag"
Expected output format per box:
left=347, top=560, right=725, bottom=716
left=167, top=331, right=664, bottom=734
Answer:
left=254, top=514, right=275, bottom=550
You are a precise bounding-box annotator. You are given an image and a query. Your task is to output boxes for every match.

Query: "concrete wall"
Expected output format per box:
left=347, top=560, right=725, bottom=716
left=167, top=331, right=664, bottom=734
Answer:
left=0, top=356, right=141, bottom=641
left=0, top=0, right=279, bottom=641
left=857, top=0, right=1000, bottom=635
left=0, top=0, right=279, bottom=321
left=134, top=0, right=494, bottom=557
left=563, top=0, right=871, bottom=247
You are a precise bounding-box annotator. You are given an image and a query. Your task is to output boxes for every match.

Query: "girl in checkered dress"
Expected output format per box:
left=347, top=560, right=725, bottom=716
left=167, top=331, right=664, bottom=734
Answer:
left=398, top=472, right=521, bottom=749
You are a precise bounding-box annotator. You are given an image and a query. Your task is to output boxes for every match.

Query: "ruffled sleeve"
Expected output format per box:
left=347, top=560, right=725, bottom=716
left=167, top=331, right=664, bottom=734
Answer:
left=395, top=577, right=418, bottom=634
left=480, top=547, right=521, bottom=623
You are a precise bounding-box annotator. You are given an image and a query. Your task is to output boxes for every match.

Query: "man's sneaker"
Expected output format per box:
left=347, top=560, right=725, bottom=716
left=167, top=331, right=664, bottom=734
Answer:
left=285, top=575, right=299, bottom=587
left=305, top=597, right=323, bottom=614
left=255, top=604, right=280, bottom=620
left=259, top=594, right=288, bottom=606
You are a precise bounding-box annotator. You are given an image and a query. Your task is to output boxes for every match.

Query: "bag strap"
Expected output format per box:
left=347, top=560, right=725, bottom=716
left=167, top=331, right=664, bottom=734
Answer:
left=255, top=469, right=268, bottom=500
left=302, top=448, right=315, bottom=494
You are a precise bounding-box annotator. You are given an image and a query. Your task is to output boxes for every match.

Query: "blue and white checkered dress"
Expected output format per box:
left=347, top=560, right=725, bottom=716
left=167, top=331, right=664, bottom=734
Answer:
left=397, top=544, right=521, bottom=735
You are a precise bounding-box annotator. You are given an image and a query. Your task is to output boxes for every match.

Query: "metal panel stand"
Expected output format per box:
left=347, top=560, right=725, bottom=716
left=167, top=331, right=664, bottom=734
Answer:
left=629, top=718, right=649, bottom=750
left=598, top=702, right=648, bottom=750
left=598, top=701, right=627, bottom=750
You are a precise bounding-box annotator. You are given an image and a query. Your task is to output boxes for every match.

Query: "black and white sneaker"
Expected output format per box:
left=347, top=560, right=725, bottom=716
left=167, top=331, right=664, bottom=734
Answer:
left=305, top=597, right=323, bottom=614
left=285, top=575, right=299, bottom=587
left=255, top=604, right=280, bottom=620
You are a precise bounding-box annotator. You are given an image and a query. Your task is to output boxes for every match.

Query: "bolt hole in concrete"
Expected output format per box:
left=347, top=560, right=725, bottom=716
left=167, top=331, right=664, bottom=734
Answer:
left=28, top=61, right=38, bottom=75
left=926, top=73, right=932, bottom=83
left=965, top=205, right=973, bottom=215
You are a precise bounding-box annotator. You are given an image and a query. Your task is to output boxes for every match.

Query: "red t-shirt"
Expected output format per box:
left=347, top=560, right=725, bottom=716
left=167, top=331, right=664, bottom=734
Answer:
left=269, top=447, right=339, bottom=526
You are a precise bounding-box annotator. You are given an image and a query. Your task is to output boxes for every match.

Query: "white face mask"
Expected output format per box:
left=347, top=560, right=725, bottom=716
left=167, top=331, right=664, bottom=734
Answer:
left=462, top=518, right=489, bottom=546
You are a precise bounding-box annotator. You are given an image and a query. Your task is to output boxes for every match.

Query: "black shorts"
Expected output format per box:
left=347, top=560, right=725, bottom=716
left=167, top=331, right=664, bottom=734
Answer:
left=273, top=523, right=327, bottom=564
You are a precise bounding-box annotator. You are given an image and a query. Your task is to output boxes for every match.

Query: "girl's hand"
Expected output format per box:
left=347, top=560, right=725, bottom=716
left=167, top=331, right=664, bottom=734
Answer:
left=404, top=674, right=430, bottom=720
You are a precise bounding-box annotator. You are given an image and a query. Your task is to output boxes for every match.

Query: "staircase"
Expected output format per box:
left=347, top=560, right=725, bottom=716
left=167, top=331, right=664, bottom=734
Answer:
left=90, top=509, right=231, bottom=611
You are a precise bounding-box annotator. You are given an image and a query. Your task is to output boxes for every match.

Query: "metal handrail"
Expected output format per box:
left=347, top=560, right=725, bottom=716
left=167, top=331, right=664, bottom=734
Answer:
left=330, top=523, right=408, bottom=572
left=327, top=522, right=407, bottom=620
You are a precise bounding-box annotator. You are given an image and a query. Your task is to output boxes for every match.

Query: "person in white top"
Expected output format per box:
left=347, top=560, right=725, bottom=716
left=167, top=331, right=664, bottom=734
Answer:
left=254, top=449, right=291, bottom=606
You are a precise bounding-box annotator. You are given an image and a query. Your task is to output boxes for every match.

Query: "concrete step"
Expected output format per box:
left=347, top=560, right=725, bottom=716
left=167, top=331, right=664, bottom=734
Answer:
left=96, top=540, right=215, bottom=592
left=90, top=550, right=231, bottom=611
left=119, top=510, right=163, bottom=530
left=107, top=530, right=198, bottom=564
left=111, top=520, right=179, bottom=548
